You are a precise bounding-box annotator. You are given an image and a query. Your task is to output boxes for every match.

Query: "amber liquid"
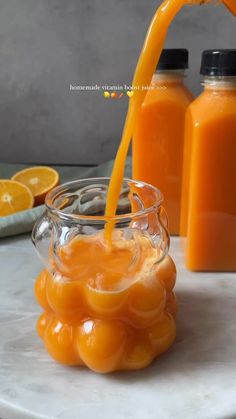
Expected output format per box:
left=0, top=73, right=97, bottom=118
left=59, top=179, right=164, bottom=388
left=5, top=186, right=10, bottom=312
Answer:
left=181, top=83, right=236, bottom=271
left=133, top=73, right=193, bottom=235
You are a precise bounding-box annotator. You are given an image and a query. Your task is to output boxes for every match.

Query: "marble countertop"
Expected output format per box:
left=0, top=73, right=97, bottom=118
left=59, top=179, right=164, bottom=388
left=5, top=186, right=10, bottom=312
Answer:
left=0, top=235, right=236, bottom=419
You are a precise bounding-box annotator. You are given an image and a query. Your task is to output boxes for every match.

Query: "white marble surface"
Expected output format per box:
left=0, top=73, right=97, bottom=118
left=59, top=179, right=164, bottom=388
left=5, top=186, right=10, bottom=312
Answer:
left=0, top=235, right=236, bottom=419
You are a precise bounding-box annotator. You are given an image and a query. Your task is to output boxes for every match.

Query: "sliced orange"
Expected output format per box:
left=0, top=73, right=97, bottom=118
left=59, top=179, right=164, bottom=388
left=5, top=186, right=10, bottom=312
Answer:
left=12, top=166, right=59, bottom=205
left=0, top=179, right=34, bottom=216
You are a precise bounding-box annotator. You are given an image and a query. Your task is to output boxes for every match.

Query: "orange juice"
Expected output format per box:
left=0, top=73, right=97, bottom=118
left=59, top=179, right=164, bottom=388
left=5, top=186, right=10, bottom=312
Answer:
left=35, top=231, right=177, bottom=372
left=181, top=50, right=236, bottom=271
left=133, top=49, right=193, bottom=235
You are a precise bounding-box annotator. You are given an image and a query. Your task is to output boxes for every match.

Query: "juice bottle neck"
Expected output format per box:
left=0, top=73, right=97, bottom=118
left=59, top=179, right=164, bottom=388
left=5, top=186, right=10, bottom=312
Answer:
left=153, top=70, right=186, bottom=84
left=203, top=76, right=236, bottom=91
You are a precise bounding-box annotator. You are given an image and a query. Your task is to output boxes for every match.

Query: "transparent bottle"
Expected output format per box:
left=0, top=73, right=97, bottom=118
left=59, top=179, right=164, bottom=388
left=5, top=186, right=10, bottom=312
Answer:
left=181, top=50, right=236, bottom=271
left=133, top=49, right=193, bottom=235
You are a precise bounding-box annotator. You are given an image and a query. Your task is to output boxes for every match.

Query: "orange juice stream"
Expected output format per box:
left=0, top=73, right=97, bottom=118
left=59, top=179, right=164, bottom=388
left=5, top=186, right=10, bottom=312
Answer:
left=105, top=0, right=184, bottom=241
left=104, top=0, right=236, bottom=242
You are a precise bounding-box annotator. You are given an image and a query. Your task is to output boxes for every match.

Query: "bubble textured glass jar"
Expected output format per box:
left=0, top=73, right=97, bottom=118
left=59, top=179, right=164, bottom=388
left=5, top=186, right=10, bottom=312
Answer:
left=32, top=178, right=177, bottom=373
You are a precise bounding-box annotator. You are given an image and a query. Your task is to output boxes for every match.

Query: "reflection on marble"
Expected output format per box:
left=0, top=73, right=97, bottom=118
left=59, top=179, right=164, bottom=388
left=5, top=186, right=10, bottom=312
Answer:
left=0, top=235, right=236, bottom=419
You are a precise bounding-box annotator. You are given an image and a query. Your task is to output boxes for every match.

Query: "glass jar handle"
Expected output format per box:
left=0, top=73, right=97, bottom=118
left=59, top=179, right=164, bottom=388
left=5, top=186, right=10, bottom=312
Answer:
left=32, top=210, right=54, bottom=271
left=158, top=206, right=170, bottom=260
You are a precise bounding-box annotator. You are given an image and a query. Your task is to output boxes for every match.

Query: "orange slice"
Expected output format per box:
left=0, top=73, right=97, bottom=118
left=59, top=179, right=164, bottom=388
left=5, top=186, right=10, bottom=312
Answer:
left=0, top=180, right=34, bottom=216
left=12, top=166, right=59, bottom=205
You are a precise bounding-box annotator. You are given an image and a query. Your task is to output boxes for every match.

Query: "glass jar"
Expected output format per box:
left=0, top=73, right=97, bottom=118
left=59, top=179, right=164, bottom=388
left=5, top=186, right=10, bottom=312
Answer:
left=32, top=178, right=177, bottom=373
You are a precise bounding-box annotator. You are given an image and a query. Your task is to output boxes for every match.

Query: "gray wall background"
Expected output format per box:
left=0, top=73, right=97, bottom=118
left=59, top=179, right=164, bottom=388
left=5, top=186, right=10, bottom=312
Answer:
left=0, top=0, right=235, bottom=165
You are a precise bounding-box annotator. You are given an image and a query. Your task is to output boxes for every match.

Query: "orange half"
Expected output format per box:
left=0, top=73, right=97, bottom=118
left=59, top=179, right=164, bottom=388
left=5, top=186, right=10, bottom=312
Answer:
left=12, top=166, right=59, bottom=205
left=0, top=179, right=34, bottom=216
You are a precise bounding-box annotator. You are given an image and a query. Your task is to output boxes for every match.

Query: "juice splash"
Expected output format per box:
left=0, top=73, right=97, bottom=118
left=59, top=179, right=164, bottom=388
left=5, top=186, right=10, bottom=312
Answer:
left=105, top=0, right=236, bottom=241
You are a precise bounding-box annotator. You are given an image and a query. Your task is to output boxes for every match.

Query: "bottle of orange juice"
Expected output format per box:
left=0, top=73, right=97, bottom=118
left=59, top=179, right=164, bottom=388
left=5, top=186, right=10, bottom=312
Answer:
left=133, top=49, right=193, bottom=235
left=182, top=50, right=236, bottom=271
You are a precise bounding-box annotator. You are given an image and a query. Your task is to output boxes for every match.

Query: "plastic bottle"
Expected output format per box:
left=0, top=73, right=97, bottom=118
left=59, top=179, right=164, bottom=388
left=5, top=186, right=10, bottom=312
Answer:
left=181, top=50, right=236, bottom=271
left=133, top=49, right=193, bottom=235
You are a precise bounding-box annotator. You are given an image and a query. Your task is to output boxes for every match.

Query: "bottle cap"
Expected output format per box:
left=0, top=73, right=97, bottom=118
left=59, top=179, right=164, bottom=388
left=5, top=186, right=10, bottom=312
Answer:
left=201, top=50, right=236, bottom=76
left=157, top=49, right=189, bottom=71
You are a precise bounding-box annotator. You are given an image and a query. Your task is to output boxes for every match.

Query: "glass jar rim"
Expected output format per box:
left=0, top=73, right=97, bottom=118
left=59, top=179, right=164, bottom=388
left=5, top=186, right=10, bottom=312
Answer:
left=45, top=177, right=163, bottom=222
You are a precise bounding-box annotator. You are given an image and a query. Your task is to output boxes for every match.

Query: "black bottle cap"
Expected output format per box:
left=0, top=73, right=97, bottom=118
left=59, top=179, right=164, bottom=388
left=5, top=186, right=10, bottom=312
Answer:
left=200, top=50, right=236, bottom=76
left=157, top=49, right=189, bottom=71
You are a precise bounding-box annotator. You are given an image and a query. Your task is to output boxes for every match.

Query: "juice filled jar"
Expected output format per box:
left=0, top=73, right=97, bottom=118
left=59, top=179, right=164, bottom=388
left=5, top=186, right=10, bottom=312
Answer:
left=32, top=178, right=177, bottom=373
left=181, top=50, right=236, bottom=271
left=133, top=49, right=193, bottom=235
